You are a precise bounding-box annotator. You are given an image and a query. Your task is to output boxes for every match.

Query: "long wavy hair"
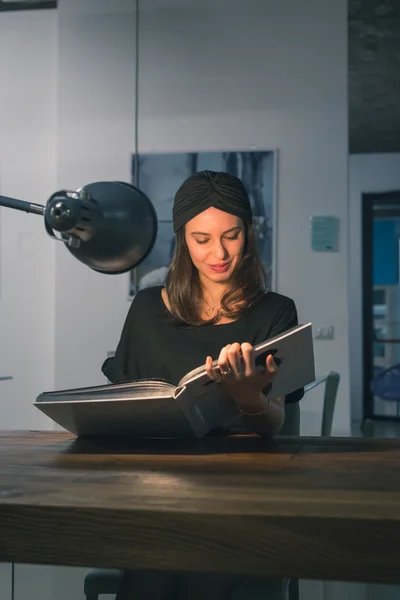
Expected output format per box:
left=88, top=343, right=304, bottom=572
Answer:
left=164, top=222, right=268, bottom=326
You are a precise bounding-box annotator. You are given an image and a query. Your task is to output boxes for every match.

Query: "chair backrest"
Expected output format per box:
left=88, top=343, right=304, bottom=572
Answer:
left=370, top=362, right=400, bottom=401
left=281, top=371, right=340, bottom=437
left=321, top=371, right=340, bottom=437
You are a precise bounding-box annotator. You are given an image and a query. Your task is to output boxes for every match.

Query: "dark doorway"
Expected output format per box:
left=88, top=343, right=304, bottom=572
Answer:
left=362, top=191, right=400, bottom=422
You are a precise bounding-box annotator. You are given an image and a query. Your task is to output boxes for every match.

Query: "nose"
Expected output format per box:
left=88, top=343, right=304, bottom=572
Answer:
left=213, top=240, right=228, bottom=260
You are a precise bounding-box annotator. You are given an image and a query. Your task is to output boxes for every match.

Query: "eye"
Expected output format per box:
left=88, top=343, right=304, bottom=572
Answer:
left=196, top=239, right=209, bottom=245
left=225, top=234, right=239, bottom=241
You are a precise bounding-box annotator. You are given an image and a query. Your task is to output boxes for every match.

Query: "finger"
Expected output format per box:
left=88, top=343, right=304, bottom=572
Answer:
left=206, top=356, right=221, bottom=382
left=217, top=345, right=231, bottom=374
left=227, top=342, right=243, bottom=379
left=260, top=354, right=279, bottom=387
left=205, top=356, right=214, bottom=378
left=265, top=353, right=279, bottom=374
left=241, top=342, right=255, bottom=377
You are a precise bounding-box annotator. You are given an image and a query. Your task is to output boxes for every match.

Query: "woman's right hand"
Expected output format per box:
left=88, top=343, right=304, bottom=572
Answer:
left=205, top=342, right=279, bottom=397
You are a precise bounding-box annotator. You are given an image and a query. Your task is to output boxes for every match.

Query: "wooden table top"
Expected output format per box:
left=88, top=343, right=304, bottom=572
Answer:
left=1, top=430, right=400, bottom=584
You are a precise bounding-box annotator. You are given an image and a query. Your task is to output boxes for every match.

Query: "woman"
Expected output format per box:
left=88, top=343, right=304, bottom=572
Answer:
left=102, top=169, right=303, bottom=599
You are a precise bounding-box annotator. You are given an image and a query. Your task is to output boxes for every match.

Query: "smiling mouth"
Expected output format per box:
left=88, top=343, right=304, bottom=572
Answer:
left=209, top=262, right=231, bottom=271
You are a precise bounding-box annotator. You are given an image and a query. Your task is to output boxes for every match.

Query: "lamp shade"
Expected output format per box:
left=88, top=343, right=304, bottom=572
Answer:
left=44, top=181, right=158, bottom=274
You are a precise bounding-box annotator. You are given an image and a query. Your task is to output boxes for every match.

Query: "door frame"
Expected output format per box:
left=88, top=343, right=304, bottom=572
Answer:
left=362, top=191, right=400, bottom=422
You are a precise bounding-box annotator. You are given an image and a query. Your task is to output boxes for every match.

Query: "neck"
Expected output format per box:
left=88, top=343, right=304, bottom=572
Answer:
left=199, top=278, right=230, bottom=306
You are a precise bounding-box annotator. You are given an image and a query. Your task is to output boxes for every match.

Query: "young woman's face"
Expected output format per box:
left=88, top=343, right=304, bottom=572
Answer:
left=184, top=207, right=245, bottom=284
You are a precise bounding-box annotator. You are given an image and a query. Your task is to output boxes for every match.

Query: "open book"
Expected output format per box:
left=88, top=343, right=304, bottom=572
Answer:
left=35, top=322, right=315, bottom=439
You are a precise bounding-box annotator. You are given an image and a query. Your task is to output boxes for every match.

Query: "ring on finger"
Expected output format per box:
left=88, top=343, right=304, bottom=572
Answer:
left=220, top=366, right=232, bottom=376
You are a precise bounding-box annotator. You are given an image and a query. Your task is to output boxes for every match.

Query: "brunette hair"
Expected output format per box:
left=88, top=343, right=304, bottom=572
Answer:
left=164, top=222, right=267, bottom=326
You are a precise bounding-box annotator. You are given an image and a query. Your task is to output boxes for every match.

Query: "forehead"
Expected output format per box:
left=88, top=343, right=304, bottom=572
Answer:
left=185, top=206, right=242, bottom=233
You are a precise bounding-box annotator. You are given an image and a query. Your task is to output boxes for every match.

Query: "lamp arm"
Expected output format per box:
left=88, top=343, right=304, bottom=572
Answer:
left=0, top=194, right=44, bottom=216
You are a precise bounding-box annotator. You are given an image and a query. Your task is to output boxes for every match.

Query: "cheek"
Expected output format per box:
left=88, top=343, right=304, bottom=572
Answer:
left=186, top=241, right=208, bottom=264
left=232, top=239, right=245, bottom=258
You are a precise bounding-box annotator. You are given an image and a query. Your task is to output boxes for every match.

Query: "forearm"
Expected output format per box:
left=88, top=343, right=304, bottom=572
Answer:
left=234, top=391, right=286, bottom=438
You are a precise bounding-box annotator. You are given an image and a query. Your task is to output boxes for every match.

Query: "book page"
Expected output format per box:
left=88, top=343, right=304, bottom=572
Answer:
left=36, top=379, right=177, bottom=403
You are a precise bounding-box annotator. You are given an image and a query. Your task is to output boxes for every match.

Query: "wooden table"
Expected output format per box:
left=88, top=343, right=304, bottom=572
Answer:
left=0, top=431, right=400, bottom=584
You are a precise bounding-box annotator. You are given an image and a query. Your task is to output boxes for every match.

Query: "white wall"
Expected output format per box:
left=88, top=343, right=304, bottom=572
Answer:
left=0, top=2, right=351, bottom=598
left=140, top=0, right=350, bottom=435
left=53, top=0, right=350, bottom=433
left=0, top=0, right=351, bottom=435
left=0, top=9, right=57, bottom=429
left=54, top=0, right=137, bottom=391
left=349, top=153, right=400, bottom=422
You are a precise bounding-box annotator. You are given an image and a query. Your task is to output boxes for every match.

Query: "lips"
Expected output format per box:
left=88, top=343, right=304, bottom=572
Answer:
left=209, top=262, right=231, bottom=272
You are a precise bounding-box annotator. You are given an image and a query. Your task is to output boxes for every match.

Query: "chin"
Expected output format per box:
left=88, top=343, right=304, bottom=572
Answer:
left=212, top=272, right=232, bottom=280
left=205, top=266, right=236, bottom=282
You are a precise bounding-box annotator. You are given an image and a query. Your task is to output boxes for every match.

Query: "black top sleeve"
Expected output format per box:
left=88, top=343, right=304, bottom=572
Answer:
left=267, top=298, right=305, bottom=404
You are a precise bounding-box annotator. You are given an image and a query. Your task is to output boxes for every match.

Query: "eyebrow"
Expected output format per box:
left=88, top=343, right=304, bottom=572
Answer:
left=190, top=226, right=241, bottom=236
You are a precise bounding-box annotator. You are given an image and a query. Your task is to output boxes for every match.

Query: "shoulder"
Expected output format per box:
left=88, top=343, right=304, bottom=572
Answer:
left=257, top=291, right=297, bottom=314
left=252, top=291, right=299, bottom=335
left=134, top=284, right=163, bottom=303
left=127, top=285, right=164, bottom=318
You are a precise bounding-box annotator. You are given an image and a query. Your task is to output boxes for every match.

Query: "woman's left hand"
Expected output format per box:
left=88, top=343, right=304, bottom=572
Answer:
left=205, top=342, right=278, bottom=398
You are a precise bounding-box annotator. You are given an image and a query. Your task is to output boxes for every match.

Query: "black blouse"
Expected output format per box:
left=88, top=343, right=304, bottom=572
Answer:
left=102, top=285, right=304, bottom=405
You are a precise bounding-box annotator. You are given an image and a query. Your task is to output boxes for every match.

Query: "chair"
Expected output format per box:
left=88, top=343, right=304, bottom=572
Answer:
left=84, top=569, right=123, bottom=600
left=83, top=377, right=339, bottom=600
left=304, top=371, right=340, bottom=436
left=370, top=363, right=400, bottom=417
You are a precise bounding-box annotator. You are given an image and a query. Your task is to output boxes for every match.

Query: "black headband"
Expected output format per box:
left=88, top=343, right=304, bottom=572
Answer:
left=172, top=170, right=253, bottom=232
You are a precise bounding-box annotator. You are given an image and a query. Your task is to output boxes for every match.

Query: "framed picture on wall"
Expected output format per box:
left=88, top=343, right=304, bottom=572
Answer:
left=129, top=149, right=278, bottom=299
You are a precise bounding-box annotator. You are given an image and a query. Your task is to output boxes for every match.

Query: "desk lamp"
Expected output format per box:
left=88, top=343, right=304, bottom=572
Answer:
left=0, top=180, right=158, bottom=273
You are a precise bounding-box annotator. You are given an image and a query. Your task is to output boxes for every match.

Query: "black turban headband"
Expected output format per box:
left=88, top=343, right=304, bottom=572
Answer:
left=172, top=170, right=253, bottom=232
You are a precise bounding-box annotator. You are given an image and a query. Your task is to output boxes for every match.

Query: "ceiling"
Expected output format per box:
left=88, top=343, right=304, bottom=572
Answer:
left=0, top=0, right=399, bottom=153
left=0, top=0, right=56, bottom=10
left=349, top=0, right=400, bottom=153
